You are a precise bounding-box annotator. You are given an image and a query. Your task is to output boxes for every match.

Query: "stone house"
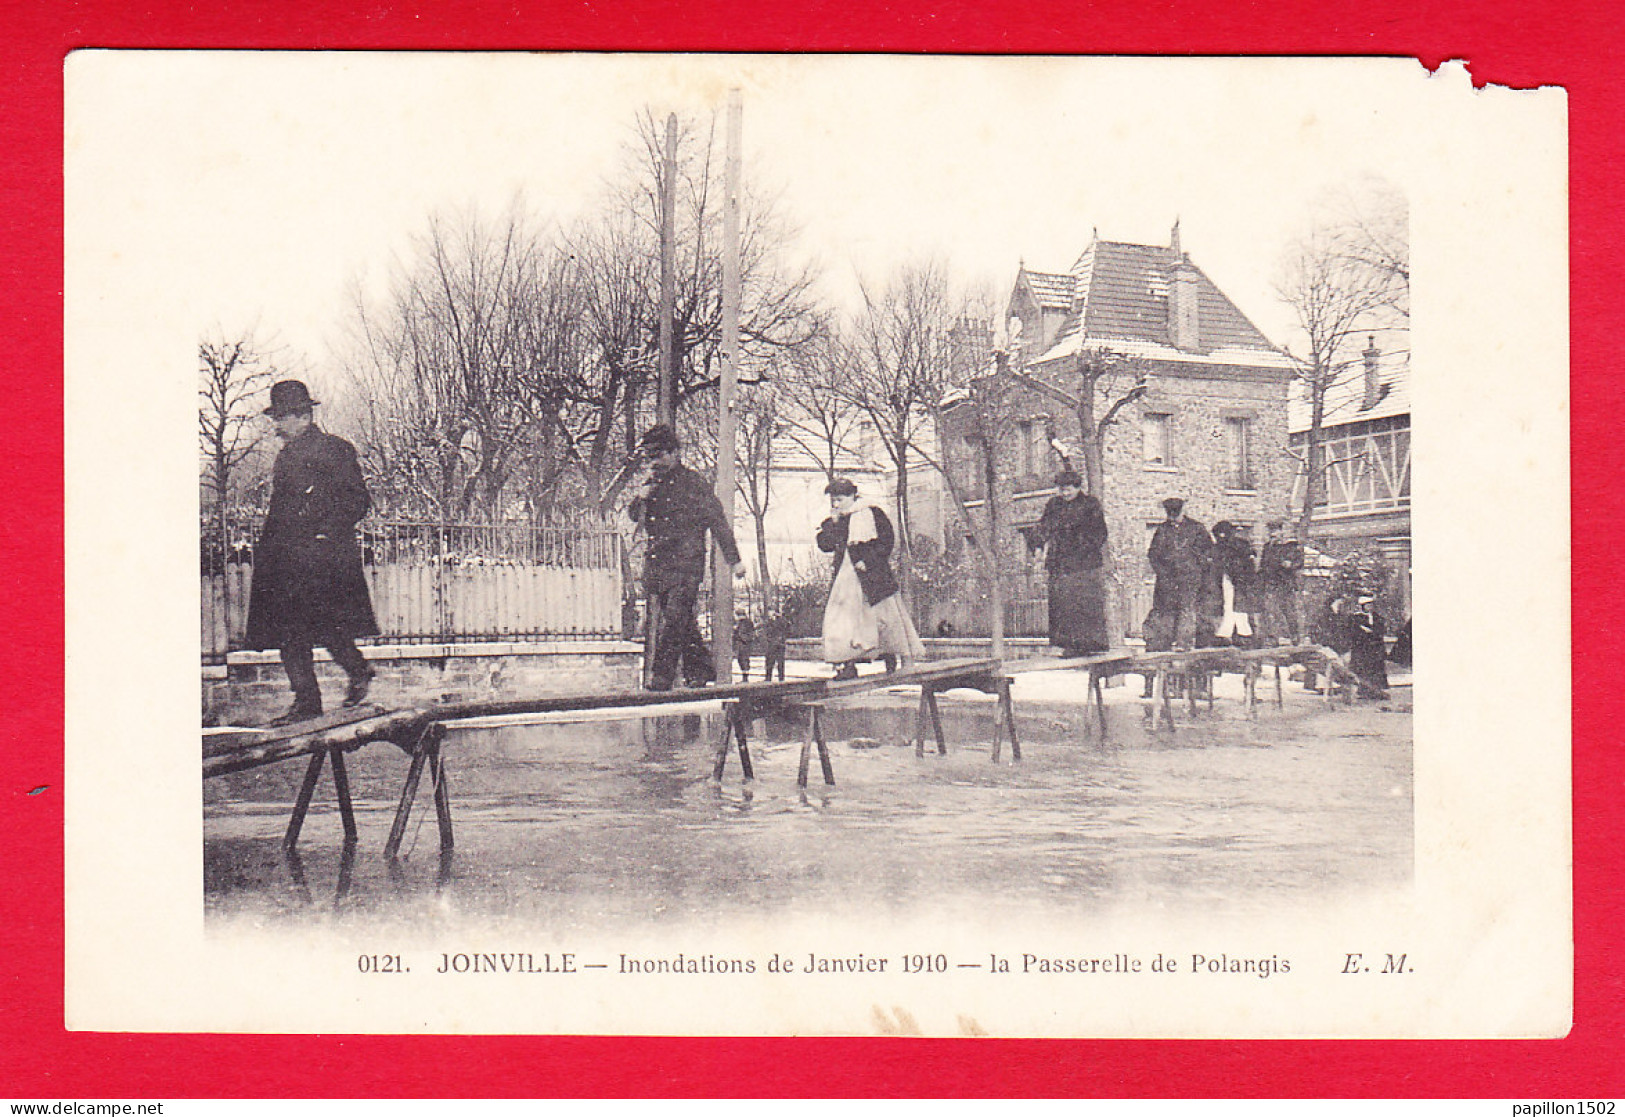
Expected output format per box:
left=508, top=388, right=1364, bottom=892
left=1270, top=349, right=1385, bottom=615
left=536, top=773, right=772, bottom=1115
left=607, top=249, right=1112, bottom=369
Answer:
left=939, top=226, right=1298, bottom=640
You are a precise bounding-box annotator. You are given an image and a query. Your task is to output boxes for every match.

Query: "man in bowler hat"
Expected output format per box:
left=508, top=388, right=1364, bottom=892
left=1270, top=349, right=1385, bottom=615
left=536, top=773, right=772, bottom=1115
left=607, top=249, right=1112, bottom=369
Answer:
left=628, top=423, right=745, bottom=690
left=245, top=380, right=379, bottom=724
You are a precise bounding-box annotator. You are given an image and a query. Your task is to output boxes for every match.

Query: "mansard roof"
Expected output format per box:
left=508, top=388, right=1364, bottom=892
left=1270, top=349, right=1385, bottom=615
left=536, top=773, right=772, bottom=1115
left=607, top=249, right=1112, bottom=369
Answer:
left=1014, top=237, right=1293, bottom=371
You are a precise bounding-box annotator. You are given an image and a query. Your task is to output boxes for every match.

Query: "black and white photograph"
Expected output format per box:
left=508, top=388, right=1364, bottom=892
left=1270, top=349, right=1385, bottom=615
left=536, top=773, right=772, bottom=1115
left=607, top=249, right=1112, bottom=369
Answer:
left=64, top=52, right=1568, bottom=1036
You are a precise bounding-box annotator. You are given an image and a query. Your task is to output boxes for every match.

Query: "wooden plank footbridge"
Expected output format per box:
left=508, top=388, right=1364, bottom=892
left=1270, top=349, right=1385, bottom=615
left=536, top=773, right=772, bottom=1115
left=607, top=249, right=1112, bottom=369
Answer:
left=204, top=644, right=1361, bottom=860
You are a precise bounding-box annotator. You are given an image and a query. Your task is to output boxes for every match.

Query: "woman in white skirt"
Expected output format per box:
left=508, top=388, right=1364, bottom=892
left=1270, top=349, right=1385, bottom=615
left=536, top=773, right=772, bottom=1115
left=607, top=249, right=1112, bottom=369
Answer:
left=816, top=477, right=925, bottom=680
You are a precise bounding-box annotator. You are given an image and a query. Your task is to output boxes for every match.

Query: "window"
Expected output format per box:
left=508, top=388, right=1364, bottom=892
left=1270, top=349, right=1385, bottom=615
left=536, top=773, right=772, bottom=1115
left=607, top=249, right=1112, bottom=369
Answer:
left=1015, top=421, right=1033, bottom=477
left=1032, top=419, right=1054, bottom=477
left=1143, top=412, right=1172, bottom=466
left=1224, top=416, right=1254, bottom=489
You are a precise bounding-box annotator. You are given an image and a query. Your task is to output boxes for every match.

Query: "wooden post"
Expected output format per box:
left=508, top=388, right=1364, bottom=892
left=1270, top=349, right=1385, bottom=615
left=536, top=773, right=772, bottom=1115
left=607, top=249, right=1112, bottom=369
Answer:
left=913, top=690, right=929, bottom=757
left=711, top=705, right=735, bottom=780
left=999, top=677, right=1021, bottom=762
left=658, top=113, right=677, bottom=426
left=1090, top=667, right=1108, bottom=740
left=734, top=705, right=755, bottom=782
left=1244, top=665, right=1258, bottom=720
left=334, top=837, right=357, bottom=906
left=285, top=749, right=326, bottom=849
left=813, top=705, right=835, bottom=786
left=385, top=729, right=432, bottom=861
left=799, top=706, right=816, bottom=787
left=329, top=747, right=358, bottom=843
left=429, top=728, right=454, bottom=852
left=926, top=688, right=948, bottom=756
left=990, top=683, right=1005, bottom=763
left=1156, top=665, right=1176, bottom=731
left=712, top=88, right=742, bottom=684
left=1274, top=662, right=1284, bottom=708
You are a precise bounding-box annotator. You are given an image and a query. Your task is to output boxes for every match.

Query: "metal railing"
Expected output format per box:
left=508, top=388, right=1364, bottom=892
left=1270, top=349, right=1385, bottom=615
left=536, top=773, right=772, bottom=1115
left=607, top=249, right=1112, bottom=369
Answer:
left=202, top=513, right=624, bottom=662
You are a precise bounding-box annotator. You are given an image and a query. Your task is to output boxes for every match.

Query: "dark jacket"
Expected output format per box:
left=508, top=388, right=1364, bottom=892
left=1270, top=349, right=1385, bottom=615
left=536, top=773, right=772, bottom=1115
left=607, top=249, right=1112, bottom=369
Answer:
left=628, top=463, right=742, bottom=593
left=1028, top=493, right=1108, bottom=575
left=1149, top=515, right=1212, bottom=588
left=1259, top=539, right=1305, bottom=589
left=245, top=425, right=379, bottom=649
left=817, top=504, right=901, bottom=606
left=1211, top=533, right=1260, bottom=614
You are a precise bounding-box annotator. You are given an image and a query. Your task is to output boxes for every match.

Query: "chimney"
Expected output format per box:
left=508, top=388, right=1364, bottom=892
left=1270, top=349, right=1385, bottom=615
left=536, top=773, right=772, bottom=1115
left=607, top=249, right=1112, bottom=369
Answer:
left=1169, top=218, right=1182, bottom=257
left=1362, top=335, right=1382, bottom=409
left=1169, top=257, right=1201, bottom=351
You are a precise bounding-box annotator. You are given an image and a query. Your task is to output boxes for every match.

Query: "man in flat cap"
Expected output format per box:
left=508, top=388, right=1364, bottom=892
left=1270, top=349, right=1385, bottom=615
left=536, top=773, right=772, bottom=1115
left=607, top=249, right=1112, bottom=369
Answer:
left=245, top=380, right=379, bottom=724
left=628, top=423, right=745, bottom=690
left=1144, top=496, right=1214, bottom=654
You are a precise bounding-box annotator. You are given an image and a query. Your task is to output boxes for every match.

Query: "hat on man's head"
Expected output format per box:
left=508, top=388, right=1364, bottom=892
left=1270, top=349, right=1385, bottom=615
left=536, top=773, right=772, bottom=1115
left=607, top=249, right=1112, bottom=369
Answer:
left=265, top=379, right=319, bottom=418
left=1055, top=468, right=1083, bottom=488
left=1212, top=520, right=1235, bottom=538
left=824, top=476, right=859, bottom=498
left=639, top=423, right=680, bottom=453
left=1161, top=497, right=1185, bottom=513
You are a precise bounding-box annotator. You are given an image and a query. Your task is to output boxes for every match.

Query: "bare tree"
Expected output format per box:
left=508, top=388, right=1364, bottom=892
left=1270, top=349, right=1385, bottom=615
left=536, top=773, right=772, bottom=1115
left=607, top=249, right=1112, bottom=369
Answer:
left=774, top=322, right=865, bottom=484
left=198, top=330, right=280, bottom=627
left=1276, top=182, right=1408, bottom=544
left=1002, top=344, right=1150, bottom=504
left=345, top=204, right=574, bottom=519
left=732, top=381, right=783, bottom=610
left=198, top=331, right=278, bottom=519
left=843, top=258, right=967, bottom=567
left=627, top=109, right=823, bottom=419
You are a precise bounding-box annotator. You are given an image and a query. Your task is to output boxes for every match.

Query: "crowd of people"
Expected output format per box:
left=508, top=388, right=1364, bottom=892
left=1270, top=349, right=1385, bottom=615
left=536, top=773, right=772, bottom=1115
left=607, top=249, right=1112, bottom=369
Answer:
left=242, top=395, right=1401, bottom=716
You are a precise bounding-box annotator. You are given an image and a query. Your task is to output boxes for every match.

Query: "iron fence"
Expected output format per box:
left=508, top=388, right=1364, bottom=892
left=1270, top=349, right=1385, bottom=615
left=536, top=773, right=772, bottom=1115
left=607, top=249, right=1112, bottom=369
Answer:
left=202, top=513, right=624, bottom=662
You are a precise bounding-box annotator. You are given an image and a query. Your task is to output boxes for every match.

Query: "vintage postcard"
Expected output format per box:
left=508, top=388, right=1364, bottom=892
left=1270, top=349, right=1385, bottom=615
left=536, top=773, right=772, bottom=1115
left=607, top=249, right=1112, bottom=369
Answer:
left=64, top=52, right=1568, bottom=1036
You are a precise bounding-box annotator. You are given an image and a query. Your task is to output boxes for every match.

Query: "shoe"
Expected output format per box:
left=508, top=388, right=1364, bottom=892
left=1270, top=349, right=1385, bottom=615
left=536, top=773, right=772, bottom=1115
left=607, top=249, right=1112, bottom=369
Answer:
left=342, top=666, right=376, bottom=708
left=269, top=701, right=322, bottom=727
left=832, top=663, right=859, bottom=681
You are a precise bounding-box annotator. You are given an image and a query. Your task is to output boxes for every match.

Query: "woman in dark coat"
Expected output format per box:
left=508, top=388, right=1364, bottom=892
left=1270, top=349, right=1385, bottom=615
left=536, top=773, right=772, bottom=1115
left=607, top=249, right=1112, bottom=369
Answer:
left=817, top=477, right=924, bottom=679
left=1026, top=469, right=1110, bottom=656
left=1344, top=594, right=1390, bottom=699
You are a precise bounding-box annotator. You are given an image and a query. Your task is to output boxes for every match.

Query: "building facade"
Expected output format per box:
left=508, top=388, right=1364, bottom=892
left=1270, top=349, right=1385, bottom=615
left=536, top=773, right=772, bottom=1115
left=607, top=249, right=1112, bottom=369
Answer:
left=940, top=227, right=1298, bottom=640
left=1289, top=335, right=1412, bottom=619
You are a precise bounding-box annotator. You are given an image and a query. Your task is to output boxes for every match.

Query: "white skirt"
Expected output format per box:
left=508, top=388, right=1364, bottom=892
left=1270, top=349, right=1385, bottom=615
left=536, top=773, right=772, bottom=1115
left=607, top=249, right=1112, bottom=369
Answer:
left=822, top=556, right=925, bottom=664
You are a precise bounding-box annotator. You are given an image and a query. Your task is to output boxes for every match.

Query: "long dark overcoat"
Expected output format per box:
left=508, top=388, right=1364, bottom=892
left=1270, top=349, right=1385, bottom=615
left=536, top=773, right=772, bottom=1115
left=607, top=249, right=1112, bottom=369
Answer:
left=817, top=504, right=900, bottom=606
left=628, top=463, right=742, bottom=594
left=1028, top=493, right=1110, bottom=652
left=245, top=426, right=379, bottom=649
left=1148, top=515, right=1214, bottom=609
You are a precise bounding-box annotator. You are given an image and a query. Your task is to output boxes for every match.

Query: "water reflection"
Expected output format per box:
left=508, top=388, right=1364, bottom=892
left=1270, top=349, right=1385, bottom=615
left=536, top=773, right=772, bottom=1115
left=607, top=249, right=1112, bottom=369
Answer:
left=205, top=695, right=1412, bottom=930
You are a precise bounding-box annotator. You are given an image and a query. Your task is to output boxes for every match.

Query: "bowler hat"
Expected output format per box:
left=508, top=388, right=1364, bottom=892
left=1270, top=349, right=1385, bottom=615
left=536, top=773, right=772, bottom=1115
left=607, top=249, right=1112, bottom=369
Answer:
left=1161, top=497, right=1185, bottom=513
left=639, top=423, right=680, bottom=453
left=824, top=477, right=859, bottom=498
left=265, top=379, right=319, bottom=417
left=1055, top=469, right=1082, bottom=488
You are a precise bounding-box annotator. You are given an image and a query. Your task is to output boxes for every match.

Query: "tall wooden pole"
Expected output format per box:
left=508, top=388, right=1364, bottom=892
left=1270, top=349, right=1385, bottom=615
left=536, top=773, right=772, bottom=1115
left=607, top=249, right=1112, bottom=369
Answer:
left=658, top=113, right=678, bottom=426
left=713, top=89, right=742, bottom=682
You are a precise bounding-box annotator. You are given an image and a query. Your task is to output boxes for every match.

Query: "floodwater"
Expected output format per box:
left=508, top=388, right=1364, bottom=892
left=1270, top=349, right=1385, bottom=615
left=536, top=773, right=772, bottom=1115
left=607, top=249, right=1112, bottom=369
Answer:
left=204, top=684, right=1413, bottom=933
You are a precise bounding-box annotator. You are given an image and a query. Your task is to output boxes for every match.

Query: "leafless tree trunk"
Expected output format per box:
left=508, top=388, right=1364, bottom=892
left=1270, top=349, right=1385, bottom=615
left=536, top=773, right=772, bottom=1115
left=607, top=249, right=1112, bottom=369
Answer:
left=1274, top=184, right=1404, bottom=549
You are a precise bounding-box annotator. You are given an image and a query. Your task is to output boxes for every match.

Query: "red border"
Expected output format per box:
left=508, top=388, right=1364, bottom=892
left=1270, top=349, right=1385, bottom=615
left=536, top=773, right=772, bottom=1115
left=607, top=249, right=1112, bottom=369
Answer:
left=7, top=0, right=1619, bottom=1098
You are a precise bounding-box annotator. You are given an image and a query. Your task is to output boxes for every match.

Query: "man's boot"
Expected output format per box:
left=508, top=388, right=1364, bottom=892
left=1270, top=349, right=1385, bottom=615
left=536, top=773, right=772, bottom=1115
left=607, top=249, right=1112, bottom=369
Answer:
left=342, top=664, right=376, bottom=708
left=270, top=693, right=322, bottom=727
